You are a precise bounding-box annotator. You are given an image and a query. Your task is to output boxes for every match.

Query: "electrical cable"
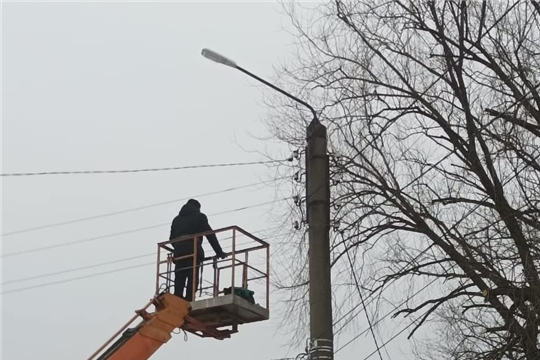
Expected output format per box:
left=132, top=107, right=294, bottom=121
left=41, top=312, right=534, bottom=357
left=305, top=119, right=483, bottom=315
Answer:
left=2, top=224, right=168, bottom=258
left=1, top=262, right=156, bottom=295
left=306, top=242, right=436, bottom=352
left=344, top=248, right=384, bottom=360
left=0, top=159, right=285, bottom=177
left=0, top=225, right=288, bottom=296
left=334, top=277, right=437, bottom=355
left=2, top=252, right=154, bottom=285
left=2, top=176, right=288, bottom=237
left=2, top=225, right=284, bottom=286
left=1, top=181, right=312, bottom=296
left=354, top=317, right=420, bottom=360
left=2, top=198, right=288, bottom=258
left=286, top=269, right=435, bottom=360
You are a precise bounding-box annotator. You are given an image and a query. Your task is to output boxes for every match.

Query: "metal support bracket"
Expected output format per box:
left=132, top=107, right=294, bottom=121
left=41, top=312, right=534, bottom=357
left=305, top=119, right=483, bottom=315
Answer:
left=308, top=338, right=333, bottom=360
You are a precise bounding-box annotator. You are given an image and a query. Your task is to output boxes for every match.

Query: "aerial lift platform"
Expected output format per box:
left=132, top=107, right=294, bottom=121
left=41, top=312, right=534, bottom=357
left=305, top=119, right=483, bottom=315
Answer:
left=87, top=226, right=270, bottom=360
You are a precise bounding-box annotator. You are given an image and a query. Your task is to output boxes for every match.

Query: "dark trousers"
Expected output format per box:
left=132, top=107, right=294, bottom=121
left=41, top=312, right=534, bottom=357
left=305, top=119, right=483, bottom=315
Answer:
left=174, top=257, right=201, bottom=301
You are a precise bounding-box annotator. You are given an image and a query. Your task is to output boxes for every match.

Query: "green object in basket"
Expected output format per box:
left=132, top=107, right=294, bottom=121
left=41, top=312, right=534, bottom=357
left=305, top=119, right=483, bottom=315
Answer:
left=224, top=286, right=255, bottom=304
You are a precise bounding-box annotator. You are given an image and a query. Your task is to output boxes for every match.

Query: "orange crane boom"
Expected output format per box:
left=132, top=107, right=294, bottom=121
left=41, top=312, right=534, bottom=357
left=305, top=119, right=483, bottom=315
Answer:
left=91, top=293, right=190, bottom=360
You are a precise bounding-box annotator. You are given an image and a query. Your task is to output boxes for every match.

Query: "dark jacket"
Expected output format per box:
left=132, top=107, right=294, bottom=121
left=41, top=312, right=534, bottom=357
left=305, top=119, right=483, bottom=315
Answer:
left=169, top=203, right=224, bottom=261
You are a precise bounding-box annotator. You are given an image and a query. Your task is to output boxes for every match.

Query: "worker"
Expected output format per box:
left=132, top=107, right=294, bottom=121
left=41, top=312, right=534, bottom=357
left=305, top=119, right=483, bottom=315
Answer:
left=169, top=199, right=226, bottom=301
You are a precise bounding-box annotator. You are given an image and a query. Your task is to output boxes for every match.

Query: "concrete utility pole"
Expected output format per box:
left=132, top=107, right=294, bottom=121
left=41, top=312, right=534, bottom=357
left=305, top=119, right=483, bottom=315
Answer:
left=305, top=119, right=333, bottom=360
left=201, top=48, right=333, bottom=360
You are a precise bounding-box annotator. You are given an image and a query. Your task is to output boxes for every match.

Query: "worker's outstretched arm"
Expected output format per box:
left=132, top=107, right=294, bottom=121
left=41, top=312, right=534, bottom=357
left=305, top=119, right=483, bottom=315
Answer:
left=201, top=214, right=226, bottom=258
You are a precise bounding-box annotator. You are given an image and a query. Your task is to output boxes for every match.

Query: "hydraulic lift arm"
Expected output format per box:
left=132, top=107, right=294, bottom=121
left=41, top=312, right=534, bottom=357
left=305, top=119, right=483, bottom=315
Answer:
left=88, top=226, right=270, bottom=360
left=89, top=293, right=190, bottom=360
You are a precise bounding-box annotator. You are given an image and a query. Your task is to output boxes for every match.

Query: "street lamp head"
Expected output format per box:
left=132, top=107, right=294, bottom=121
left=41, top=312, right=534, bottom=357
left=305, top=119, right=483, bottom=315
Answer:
left=201, top=48, right=237, bottom=69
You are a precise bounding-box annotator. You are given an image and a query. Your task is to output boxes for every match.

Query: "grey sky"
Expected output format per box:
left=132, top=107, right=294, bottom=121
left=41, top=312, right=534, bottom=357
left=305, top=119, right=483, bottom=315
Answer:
left=2, top=2, right=415, bottom=360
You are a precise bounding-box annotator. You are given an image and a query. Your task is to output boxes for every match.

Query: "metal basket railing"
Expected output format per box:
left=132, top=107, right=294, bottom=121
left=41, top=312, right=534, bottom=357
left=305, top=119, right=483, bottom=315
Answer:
left=155, top=225, right=270, bottom=310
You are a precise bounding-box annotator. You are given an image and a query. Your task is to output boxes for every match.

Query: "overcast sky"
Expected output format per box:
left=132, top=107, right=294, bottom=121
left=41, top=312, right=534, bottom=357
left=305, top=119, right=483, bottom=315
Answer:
left=2, top=2, right=415, bottom=360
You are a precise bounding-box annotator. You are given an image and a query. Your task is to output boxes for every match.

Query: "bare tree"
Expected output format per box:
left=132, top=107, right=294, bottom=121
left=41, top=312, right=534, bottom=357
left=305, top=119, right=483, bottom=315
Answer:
left=266, top=1, right=540, bottom=358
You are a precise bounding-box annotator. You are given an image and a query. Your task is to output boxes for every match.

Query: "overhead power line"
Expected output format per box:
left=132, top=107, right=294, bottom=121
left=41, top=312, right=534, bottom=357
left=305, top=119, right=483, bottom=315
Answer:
left=2, top=225, right=284, bottom=286
left=358, top=317, right=420, bottom=360
left=2, top=224, right=169, bottom=258
left=305, top=242, right=437, bottom=357
left=276, top=260, right=437, bottom=360
left=344, top=248, right=384, bottom=360
left=1, top=225, right=288, bottom=295
left=334, top=277, right=437, bottom=355
left=2, top=177, right=287, bottom=237
left=2, top=198, right=288, bottom=258
left=1, top=262, right=156, bottom=295
left=0, top=159, right=284, bottom=177
left=2, top=186, right=329, bottom=293
left=1, top=252, right=154, bottom=285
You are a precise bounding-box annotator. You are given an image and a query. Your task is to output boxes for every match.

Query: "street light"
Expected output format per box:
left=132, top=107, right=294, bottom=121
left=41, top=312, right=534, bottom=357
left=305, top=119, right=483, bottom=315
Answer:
left=201, top=49, right=237, bottom=69
left=201, top=48, right=318, bottom=123
left=201, top=47, right=333, bottom=360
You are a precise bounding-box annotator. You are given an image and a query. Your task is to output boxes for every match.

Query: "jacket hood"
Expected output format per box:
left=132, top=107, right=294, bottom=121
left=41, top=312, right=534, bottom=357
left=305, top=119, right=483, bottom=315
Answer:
left=179, top=203, right=200, bottom=216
